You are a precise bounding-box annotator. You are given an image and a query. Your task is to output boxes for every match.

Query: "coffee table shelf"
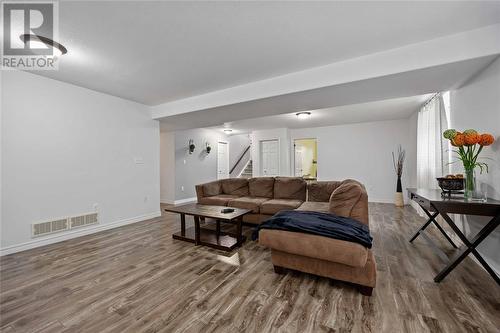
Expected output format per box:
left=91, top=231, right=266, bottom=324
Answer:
left=172, top=226, right=247, bottom=251
left=165, top=203, right=252, bottom=252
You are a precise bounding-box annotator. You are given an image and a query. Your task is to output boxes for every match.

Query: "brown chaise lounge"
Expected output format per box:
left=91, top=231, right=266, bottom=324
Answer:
left=195, top=177, right=376, bottom=295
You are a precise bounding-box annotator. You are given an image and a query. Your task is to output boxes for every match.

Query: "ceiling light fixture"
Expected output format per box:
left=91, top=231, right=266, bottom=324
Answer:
left=296, top=111, right=311, bottom=120
left=19, top=34, right=68, bottom=57
left=223, top=129, right=233, bottom=133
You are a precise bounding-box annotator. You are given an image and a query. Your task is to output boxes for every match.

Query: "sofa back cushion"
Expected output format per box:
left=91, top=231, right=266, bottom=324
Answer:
left=307, top=181, right=342, bottom=202
left=273, top=177, right=306, bottom=200
left=202, top=181, right=222, bottom=197
left=329, top=179, right=369, bottom=226
left=248, top=177, right=275, bottom=198
left=221, top=178, right=249, bottom=196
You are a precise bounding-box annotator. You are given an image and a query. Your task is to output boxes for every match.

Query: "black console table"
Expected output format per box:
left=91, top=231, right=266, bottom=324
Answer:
left=407, top=188, right=500, bottom=285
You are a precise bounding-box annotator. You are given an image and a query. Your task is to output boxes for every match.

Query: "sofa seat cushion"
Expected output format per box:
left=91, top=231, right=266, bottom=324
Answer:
left=259, top=229, right=368, bottom=268
left=202, top=181, right=222, bottom=196
left=221, top=178, right=249, bottom=196
left=248, top=177, right=275, bottom=198
left=227, top=196, right=270, bottom=214
left=198, top=194, right=239, bottom=206
left=274, top=177, right=306, bottom=200
left=296, top=201, right=330, bottom=213
left=260, top=199, right=303, bottom=215
left=307, top=181, right=342, bottom=202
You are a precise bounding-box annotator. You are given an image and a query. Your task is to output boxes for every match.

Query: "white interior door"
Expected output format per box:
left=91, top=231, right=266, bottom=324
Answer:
left=217, top=142, right=229, bottom=179
left=294, top=148, right=303, bottom=176
left=261, top=140, right=279, bottom=176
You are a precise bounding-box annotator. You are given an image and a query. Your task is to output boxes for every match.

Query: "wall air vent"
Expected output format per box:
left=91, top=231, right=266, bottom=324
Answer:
left=31, top=212, right=99, bottom=238
left=70, top=213, right=98, bottom=228
left=32, top=218, right=69, bottom=237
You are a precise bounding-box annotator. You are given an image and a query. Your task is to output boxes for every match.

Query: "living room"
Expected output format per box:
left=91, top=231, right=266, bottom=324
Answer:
left=1, top=1, right=500, bottom=332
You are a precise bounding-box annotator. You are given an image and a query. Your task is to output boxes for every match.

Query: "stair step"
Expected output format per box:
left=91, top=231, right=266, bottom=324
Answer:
left=238, top=160, right=253, bottom=178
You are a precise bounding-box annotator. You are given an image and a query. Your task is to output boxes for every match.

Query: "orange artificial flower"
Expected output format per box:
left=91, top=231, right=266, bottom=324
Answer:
left=451, top=132, right=465, bottom=147
left=464, top=132, right=480, bottom=145
left=479, top=133, right=495, bottom=146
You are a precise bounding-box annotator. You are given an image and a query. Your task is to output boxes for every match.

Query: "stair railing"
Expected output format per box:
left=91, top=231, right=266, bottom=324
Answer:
left=229, top=145, right=251, bottom=175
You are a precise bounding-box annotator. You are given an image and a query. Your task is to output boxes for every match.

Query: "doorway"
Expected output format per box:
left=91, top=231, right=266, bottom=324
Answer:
left=260, top=139, right=279, bottom=176
left=294, top=138, right=317, bottom=180
left=217, top=141, right=229, bottom=179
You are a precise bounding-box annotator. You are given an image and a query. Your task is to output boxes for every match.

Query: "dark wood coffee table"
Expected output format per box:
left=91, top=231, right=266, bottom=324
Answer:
left=164, top=203, right=252, bottom=251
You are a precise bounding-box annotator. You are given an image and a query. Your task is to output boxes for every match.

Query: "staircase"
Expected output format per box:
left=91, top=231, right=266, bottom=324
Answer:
left=239, top=160, right=253, bottom=178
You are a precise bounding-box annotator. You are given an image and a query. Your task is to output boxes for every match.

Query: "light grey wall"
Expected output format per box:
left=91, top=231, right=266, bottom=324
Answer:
left=160, top=132, right=175, bottom=203
left=174, top=128, right=228, bottom=200
left=290, top=118, right=417, bottom=203
left=2, top=71, right=160, bottom=254
left=450, top=56, right=500, bottom=274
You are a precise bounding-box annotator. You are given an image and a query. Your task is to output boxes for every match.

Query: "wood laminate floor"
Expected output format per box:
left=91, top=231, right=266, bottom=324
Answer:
left=1, top=203, right=499, bottom=333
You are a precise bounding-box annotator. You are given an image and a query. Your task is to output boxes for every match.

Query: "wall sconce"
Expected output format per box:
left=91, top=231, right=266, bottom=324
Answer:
left=205, top=142, right=212, bottom=154
left=188, top=139, right=195, bottom=154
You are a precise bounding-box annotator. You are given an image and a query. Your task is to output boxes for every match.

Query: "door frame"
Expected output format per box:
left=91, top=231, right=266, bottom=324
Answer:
left=217, top=141, right=229, bottom=179
left=259, top=138, right=280, bottom=176
left=292, top=138, right=317, bottom=178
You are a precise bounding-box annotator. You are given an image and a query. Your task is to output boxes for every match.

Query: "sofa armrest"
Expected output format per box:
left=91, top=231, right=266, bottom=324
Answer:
left=329, top=179, right=369, bottom=226
left=195, top=184, right=205, bottom=202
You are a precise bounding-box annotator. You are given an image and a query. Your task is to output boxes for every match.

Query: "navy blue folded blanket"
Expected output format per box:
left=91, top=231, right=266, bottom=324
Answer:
left=252, top=210, right=372, bottom=248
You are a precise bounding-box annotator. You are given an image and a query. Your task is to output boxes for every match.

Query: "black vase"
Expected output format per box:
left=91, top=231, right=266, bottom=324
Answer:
left=396, top=177, right=402, bottom=193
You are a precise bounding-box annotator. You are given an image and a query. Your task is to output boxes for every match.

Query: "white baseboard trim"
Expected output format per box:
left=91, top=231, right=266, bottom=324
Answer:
left=369, top=198, right=411, bottom=205
left=160, top=198, right=175, bottom=204
left=369, top=198, right=393, bottom=204
left=0, top=211, right=162, bottom=257
left=173, top=197, right=197, bottom=205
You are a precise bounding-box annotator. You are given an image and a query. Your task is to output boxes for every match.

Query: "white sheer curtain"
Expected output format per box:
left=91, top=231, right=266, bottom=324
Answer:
left=416, top=93, right=450, bottom=190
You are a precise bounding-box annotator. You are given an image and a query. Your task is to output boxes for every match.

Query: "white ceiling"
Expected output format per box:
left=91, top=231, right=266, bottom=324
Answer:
left=157, top=55, right=497, bottom=132
left=26, top=1, right=500, bottom=105
left=211, top=94, right=433, bottom=134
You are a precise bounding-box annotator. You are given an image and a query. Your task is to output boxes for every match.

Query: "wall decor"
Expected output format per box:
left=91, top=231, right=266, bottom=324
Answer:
left=188, top=139, right=195, bottom=154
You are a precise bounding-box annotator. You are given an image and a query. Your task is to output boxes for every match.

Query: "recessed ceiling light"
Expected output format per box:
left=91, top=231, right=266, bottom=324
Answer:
left=223, top=129, right=233, bottom=133
left=19, top=34, right=68, bottom=57
left=296, top=111, right=311, bottom=120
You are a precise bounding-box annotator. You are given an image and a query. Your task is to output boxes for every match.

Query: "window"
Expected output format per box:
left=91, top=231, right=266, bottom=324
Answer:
left=416, top=92, right=450, bottom=190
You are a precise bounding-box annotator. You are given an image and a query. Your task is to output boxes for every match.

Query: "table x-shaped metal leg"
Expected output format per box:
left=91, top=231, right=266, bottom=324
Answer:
left=435, top=211, right=500, bottom=284
left=409, top=204, right=458, bottom=249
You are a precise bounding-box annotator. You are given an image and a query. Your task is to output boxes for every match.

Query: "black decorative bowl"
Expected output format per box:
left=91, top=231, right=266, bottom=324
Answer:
left=436, top=177, right=464, bottom=192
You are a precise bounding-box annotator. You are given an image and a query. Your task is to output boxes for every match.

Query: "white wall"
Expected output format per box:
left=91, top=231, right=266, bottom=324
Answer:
left=449, top=56, right=500, bottom=273
left=160, top=132, right=175, bottom=203
left=173, top=128, right=228, bottom=201
left=251, top=128, right=291, bottom=177
left=1, top=71, right=160, bottom=255
left=160, top=129, right=250, bottom=202
left=290, top=119, right=417, bottom=203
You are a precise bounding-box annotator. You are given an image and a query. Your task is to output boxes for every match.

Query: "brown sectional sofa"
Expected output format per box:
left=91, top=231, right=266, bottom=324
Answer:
left=196, top=177, right=308, bottom=224
left=195, top=177, right=376, bottom=295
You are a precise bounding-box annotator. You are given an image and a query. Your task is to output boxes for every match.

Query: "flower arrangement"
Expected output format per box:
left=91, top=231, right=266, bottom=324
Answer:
left=443, top=129, right=495, bottom=198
